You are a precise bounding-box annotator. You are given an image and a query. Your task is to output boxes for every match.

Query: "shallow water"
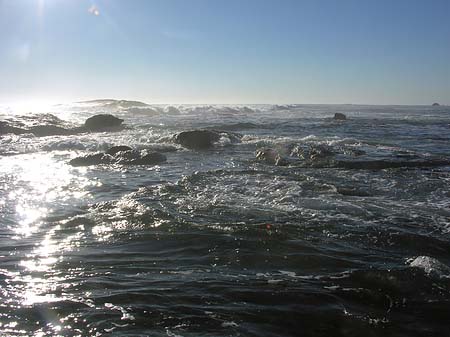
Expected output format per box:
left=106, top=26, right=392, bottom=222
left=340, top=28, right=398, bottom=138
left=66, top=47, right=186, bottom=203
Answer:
left=1, top=103, right=450, bottom=336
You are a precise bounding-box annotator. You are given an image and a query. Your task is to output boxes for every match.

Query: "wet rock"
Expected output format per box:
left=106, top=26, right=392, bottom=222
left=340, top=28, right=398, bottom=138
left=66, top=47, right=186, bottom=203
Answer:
left=310, top=145, right=334, bottom=160
left=145, top=145, right=178, bottom=153
left=409, top=256, right=450, bottom=279
left=105, top=145, right=133, bottom=156
left=1, top=123, right=81, bottom=137
left=69, top=149, right=166, bottom=166
left=432, top=103, right=440, bottom=106
left=125, top=152, right=166, bottom=165
left=113, top=149, right=142, bottom=163
left=174, top=130, right=225, bottom=149
left=29, top=125, right=75, bottom=137
left=1, top=116, right=79, bottom=137
left=69, top=153, right=113, bottom=166
left=291, top=144, right=335, bottom=161
left=0, top=121, right=27, bottom=135
left=175, top=130, right=221, bottom=149
left=2, top=113, right=126, bottom=137
left=256, top=148, right=289, bottom=166
left=334, top=113, right=347, bottom=120
left=342, top=148, right=366, bottom=157
left=84, top=114, right=124, bottom=131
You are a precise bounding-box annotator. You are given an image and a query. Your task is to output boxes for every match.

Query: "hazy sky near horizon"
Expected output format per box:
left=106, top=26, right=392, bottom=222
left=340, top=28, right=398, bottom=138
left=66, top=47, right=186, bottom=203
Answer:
left=0, top=0, right=449, bottom=104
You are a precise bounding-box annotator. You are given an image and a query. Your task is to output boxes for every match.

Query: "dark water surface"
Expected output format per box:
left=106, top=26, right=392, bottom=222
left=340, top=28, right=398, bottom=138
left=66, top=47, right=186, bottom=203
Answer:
left=1, top=103, right=450, bottom=336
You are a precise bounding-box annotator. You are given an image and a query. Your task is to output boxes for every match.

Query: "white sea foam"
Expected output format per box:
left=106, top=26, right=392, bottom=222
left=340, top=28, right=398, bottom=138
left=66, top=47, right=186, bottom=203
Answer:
left=408, top=256, right=450, bottom=278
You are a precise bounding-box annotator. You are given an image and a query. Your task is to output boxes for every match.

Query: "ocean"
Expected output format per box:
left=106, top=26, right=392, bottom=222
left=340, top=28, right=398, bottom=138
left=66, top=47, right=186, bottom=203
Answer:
left=1, top=101, right=449, bottom=336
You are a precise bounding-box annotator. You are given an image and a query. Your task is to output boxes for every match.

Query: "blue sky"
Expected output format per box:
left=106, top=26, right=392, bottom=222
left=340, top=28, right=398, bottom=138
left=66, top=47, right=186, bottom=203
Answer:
left=0, top=0, right=449, bottom=104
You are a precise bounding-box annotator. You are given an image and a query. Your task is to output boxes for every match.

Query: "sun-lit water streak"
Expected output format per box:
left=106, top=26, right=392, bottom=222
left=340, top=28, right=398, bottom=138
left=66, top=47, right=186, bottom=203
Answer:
left=0, top=151, right=100, bottom=336
left=0, top=153, right=92, bottom=233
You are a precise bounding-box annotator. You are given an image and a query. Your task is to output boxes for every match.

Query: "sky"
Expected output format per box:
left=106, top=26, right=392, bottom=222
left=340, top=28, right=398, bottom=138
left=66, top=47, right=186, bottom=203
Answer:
left=0, top=0, right=449, bottom=105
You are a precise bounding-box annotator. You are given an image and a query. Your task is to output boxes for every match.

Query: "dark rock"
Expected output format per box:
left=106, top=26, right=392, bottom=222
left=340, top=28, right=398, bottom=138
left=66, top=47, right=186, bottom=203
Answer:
left=84, top=114, right=124, bottom=131
left=0, top=121, right=27, bottom=135
left=174, top=130, right=222, bottom=149
left=309, top=144, right=334, bottom=160
left=113, top=150, right=142, bottom=164
left=144, top=145, right=178, bottom=153
left=1, top=124, right=82, bottom=137
left=29, top=125, right=74, bottom=137
left=106, top=145, right=133, bottom=156
left=432, top=103, right=440, bottom=106
left=125, top=152, right=166, bottom=165
left=334, top=113, right=347, bottom=120
left=256, top=148, right=289, bottom=166
left=174, top=129, right=241, bottom=150
left=69, top=153, right=114, bottom=166
left=69, top=149, right=166, bottom=166
left=2, top=113, right=126, bottom=137
left=343, top=148, right=366, bottom=157
left=1, top=118, right=82, bottom=137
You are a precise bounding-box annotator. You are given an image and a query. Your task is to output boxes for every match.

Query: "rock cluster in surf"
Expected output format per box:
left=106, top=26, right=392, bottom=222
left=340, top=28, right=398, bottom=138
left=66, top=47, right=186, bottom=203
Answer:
left=0, top=113, right=125, bottom=137
left=255, top=142, right=450, bottom=170
left=69, top=146, right=166, bottom=166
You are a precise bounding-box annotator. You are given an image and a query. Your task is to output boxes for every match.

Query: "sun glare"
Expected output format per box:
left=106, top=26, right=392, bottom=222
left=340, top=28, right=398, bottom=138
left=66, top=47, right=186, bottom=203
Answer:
left=88, top=4, right=100, bottom=16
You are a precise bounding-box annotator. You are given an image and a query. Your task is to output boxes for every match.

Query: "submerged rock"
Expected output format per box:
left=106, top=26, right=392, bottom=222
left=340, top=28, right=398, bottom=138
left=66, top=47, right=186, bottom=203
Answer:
left=310, top=145, right=335, bottom=159
left=69, top=146, right=166, bottom=167
left=337, top=187, right=371, bottom=197
left=337, top=159, right=450, bottom=170
left=292, top=144, right=335, bottom=161
left=84, top=114, right=124, bottom=131
left=0, top=121, right=79, bottom=137
left=125, top=152, right=167, bottom=165
left=28, top=125, right=75, bottom=137
left=256, top=148, right=289, bottom=166
left=69, top=153, right=113, bottom=166
left=334, top=113, right=347, bottom=120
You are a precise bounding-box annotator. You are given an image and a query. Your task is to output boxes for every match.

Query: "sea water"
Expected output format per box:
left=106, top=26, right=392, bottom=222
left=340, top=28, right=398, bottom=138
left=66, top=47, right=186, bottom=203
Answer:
left=0, top=102, right=449, bottom=336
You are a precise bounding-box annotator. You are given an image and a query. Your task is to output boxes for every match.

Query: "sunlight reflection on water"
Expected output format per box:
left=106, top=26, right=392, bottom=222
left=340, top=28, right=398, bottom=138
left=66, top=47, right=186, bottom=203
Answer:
left=0, top=152, right=96, bottom=335
left=0, top=153, right=91, bottom=235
